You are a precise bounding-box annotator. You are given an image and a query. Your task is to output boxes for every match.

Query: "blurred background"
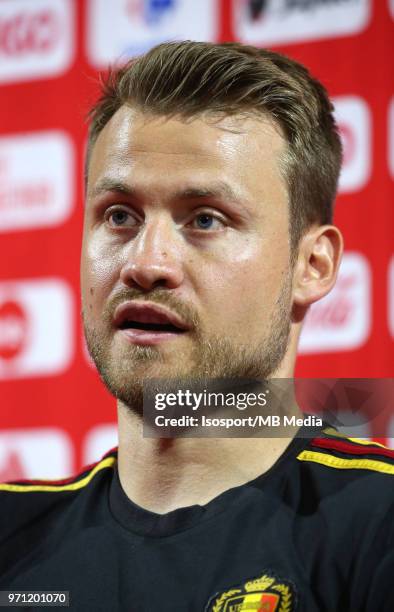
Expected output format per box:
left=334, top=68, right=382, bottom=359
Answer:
left=0, top=0, right=393, bottom=479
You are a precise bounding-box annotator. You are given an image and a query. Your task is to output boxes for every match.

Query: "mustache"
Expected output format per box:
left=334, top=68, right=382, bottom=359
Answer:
left=103, top=287, right=201, bottom=331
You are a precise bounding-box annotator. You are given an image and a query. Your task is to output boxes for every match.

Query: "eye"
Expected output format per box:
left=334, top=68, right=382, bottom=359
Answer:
left=190, top=212, right=225, bottom=231
left=105, top=207, right=137, bottom=228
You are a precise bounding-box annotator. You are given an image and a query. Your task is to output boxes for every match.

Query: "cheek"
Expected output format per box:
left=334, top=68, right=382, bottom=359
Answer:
left=81, top=233, right=122, bottom=316
left=204, top=230, right=286, bottom=287
left=199, top=233, right=289, bottom=325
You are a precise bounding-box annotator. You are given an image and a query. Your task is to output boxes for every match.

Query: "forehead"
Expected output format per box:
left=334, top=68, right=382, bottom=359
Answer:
left=87, top=105, right=287, bottom=207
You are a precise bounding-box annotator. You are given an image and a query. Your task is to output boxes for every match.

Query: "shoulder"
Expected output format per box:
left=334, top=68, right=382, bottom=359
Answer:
left=293, top=428, right=394, bottom=610
left=295, top=426, right=393, bottom=519
left=0, top=447, right=118, bottom=542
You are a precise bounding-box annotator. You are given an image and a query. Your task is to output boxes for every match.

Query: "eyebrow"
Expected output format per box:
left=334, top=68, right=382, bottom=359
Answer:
left=87, top=177, right=244, bottom=207
left=87, top=179, right=134, bottom=200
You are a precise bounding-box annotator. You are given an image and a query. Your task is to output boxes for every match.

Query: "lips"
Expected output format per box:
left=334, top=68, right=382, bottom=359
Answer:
left=113, top=302, right=190, bottom=334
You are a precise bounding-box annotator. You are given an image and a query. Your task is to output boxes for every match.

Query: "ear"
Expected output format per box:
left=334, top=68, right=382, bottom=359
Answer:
left=292, top=224, right=344, bottom=307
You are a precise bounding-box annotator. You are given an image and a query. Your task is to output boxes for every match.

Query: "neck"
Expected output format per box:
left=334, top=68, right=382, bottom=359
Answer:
left=116, top=389, right=304, bottom=514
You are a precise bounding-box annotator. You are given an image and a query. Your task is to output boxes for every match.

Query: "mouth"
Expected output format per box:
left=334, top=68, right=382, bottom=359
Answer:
left=113, top=302, right=190, bottom=345
left=118, top=320, right=186, bottom=334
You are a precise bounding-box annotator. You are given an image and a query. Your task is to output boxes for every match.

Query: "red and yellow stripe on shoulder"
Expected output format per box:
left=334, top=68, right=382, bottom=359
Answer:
left=0, top=447, right=117, bottom=493
left=297, top=427, right=394, bottom=475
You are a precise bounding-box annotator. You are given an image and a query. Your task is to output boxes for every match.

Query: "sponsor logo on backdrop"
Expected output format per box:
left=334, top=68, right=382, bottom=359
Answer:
left=0, top=300, right=28, bottom=360
left=0, top=131, right=74, bottom=233
left=0, top=279, right=74, bottom=380
left=87, top=0, right=217, bottom=66
left=334, top=96, right=371, bottom=194
left=83, top=424, right=118, bottom=464
left=389, top=256, right=394, bottom=339
left=0, top=428, right=73, bottom=480
left=126, top=0, right=175, bottom=25
left=0, top=0, right=74, bottom=84
left=233, top=0, right=370, bottom=46
left=388, top=97, right=394, bottom=179
left=299, top=252, right=371, bottom=354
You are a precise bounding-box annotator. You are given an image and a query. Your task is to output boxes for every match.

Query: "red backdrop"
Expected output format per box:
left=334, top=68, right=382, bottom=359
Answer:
left=0, top=0, right=393, bottom=479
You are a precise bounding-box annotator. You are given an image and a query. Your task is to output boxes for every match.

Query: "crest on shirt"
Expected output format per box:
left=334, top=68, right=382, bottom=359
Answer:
left=205, top=570, right=297, bottom=611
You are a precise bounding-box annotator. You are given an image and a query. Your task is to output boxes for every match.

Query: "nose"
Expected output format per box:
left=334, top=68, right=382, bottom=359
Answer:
left=119, top=216, right=185, bottom=291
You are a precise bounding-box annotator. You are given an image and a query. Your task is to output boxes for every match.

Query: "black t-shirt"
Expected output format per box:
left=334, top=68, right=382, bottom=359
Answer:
left=0, top=423, right=393, bottom=611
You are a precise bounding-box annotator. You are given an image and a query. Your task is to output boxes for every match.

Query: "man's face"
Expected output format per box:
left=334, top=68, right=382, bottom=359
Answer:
left=81, top=106, right=294, bottom=410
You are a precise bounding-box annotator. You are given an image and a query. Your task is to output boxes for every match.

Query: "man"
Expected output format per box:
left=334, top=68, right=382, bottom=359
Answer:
left=0, top=42, right=393, bottom=611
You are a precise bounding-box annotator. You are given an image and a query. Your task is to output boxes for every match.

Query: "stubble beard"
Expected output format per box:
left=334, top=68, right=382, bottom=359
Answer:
left=83, top=273, right=293, bottom=415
